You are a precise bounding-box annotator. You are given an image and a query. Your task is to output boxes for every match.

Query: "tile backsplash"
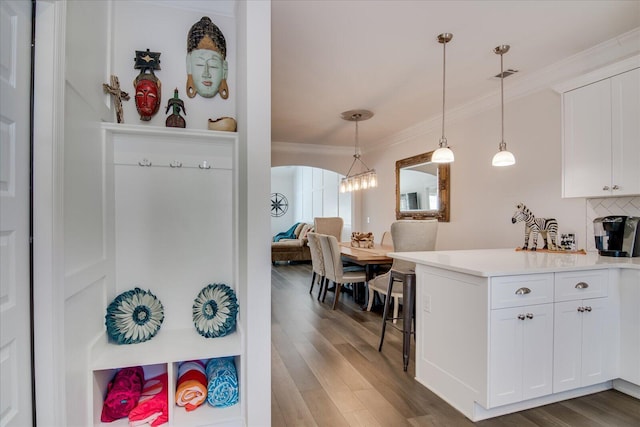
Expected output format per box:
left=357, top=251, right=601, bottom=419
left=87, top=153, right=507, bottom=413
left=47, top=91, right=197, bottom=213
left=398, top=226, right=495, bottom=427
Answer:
left=586, top=196, right=640, bottom=252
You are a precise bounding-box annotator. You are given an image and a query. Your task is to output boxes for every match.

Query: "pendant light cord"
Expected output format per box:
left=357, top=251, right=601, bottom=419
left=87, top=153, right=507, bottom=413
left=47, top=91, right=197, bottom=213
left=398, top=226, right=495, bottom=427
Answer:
left=441, top=40, right=446, bottom=141
left=500, top=52, right=504, bottom=144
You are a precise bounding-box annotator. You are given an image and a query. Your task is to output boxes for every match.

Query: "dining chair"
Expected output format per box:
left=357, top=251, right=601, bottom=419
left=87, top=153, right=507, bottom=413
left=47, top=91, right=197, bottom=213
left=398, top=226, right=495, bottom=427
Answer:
left=378, top=220, right=438, bottom=371
left=366, top=231, right=395, bottom=315
left=306, top=232, right=326, bottom=300
left=313, top=217, right=343, bottom=241
left=318, top=234, right=367, bottom=310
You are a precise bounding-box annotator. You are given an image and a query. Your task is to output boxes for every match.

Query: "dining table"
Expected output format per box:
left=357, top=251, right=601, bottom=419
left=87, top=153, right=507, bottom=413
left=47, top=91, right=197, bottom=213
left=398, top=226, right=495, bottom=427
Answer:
left=339, top=242, right=393, bottom=306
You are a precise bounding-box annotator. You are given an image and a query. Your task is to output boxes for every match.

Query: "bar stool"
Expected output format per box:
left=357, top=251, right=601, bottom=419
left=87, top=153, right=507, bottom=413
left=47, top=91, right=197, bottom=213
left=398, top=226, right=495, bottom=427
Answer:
left=378, top=268, right=416, bottom=371
left=376, top=220, right=438, bottom=371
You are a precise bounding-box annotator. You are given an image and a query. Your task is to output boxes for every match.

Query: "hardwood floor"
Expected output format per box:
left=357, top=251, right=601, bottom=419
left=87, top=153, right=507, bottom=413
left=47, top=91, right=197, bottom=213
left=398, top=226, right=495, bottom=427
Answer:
left=271, top=262, right=640, bottom=427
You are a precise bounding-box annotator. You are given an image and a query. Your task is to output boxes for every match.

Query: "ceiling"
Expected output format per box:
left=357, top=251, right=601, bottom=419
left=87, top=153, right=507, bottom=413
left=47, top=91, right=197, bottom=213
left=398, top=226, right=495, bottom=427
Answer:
left=271, top=0, right=640, bottom=151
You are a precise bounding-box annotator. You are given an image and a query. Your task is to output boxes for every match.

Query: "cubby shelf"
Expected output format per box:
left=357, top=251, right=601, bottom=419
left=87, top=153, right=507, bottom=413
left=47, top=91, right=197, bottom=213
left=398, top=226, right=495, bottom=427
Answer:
left=90, top=324, right=243, bottom=371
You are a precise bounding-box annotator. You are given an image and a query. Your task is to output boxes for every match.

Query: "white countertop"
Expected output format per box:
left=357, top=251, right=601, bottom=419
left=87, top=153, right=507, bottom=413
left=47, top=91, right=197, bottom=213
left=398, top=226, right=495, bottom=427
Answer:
left=389, top=248, right=640, bottom=277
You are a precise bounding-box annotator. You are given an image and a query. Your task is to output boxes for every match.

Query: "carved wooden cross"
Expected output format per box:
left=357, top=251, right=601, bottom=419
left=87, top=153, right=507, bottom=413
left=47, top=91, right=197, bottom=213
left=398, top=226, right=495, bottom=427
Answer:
left=103, top=75, right=130, bottom=123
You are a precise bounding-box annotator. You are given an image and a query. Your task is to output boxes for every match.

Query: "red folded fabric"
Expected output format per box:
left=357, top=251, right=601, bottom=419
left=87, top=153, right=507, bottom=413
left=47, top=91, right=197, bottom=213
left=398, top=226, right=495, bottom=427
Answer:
left=128, top=372, right=168, bottom=426
left=101, top=366, right=145, bottom=422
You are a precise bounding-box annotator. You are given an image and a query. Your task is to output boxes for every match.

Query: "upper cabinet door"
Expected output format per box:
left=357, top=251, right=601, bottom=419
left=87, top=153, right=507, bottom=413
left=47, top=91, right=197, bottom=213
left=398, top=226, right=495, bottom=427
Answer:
left=561, top=66, right=640, bottom=199
left=611, top=68, right=640, bottom=196
left=562, top=78, right=612, bottom=198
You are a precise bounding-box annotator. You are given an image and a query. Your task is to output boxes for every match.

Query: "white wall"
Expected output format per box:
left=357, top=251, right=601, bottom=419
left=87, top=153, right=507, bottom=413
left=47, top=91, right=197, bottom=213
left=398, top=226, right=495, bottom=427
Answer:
left=365, top=89, right=586, bottom=250
left=271, top=165, right=353, bottom=239
left=113, top=1, right=237, bottom=130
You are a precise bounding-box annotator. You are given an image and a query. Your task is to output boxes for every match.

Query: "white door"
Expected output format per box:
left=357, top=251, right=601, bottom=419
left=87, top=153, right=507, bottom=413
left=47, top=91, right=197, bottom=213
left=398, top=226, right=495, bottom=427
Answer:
left=0, top=1, right=33, bottom=426
left=521, top=303, right=553, bottom=401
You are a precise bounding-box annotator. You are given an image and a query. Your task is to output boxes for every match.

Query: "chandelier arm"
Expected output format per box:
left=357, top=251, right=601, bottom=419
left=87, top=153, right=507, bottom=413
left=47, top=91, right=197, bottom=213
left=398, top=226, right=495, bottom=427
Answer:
left=344, top=156, right=359, bottom=178
left=357, top=157, right=372, bottom=171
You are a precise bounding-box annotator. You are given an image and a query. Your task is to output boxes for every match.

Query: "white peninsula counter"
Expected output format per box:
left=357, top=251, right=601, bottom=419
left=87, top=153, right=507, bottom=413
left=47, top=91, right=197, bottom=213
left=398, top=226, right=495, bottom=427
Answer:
left=389, top=248, right=640, bottom=421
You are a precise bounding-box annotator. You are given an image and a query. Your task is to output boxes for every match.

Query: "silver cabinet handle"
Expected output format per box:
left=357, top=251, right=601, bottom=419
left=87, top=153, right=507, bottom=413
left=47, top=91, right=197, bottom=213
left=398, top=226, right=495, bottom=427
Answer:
left=575, top=282, right=589, bottom=289
left=577, top=306, right=585, bottom=312
left=526, top=313, right=534, bottom=319
left=603, top=185, right=610, bottom=191
left=515, top=287, right=531, bottom=295
left=169, top=161, right=182, bottom=168
left=612, top=185, right=620, bottom=190
left=584, top=306, right=592, bottom=312
left=518, top=314, right=526, bottom=320
left=138, top=158, right=152, bottom=167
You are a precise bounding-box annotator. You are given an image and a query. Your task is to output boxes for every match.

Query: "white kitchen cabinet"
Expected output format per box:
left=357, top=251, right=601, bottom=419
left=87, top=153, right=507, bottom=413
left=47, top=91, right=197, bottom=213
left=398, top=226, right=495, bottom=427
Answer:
left=553, top=269, right=615, bottom=393
left=489, top=303, right=553, bottom=407
left=561, top=66, right=640, bottom=198
left=405, top=249, right=636, bottom=422
left=488, top=274, right=554, bottom=407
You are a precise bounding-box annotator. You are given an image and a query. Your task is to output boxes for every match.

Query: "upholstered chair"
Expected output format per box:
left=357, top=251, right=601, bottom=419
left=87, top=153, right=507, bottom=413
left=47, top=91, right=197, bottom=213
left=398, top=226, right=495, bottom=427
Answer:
left=306, top=232, right=326, bottom=299
left=317, top=234, right=367, bottom=310
left=313, top=217, right=344, bottom=241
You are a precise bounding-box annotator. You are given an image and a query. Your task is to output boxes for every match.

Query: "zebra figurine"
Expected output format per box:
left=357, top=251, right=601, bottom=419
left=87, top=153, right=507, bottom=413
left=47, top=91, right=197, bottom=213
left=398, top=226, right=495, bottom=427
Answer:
left=511, top=203, right=559, bottom=251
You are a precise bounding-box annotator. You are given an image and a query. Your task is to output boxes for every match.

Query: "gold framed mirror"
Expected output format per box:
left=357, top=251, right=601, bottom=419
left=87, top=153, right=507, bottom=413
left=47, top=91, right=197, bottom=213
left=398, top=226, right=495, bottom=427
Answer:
left=396, top=151, right=450, bottom=222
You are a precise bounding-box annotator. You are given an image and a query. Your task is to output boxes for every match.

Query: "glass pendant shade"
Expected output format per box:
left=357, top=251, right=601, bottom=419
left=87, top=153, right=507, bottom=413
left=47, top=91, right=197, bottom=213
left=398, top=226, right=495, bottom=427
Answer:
left=492, top=147, right=516, bottom=166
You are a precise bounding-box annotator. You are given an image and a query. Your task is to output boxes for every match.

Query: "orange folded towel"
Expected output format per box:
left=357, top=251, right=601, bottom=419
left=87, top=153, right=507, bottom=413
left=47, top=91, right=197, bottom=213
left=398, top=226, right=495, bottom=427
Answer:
left=175, top=360, right=207, bottom=412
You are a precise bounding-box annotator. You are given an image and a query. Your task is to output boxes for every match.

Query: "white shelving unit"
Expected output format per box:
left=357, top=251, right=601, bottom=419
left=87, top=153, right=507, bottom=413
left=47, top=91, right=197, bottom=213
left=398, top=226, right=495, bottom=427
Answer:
left=91, top=124, right=242, bottom=427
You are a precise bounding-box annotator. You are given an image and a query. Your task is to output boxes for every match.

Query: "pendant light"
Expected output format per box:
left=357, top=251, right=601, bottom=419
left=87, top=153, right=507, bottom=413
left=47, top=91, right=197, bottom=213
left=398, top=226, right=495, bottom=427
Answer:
left=492, top=45, right=516, bottom=167
left=339, top=109, right=377, bottom=193
left=432, top=33, right=454, bottom=163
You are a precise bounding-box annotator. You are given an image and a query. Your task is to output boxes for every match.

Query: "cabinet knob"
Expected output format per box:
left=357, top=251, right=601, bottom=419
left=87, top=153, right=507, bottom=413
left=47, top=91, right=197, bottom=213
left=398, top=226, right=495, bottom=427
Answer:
left=602, top=185, right=610, bottom=191
left=612, top=185, right=620, bottom=190
left=138, top=158, right=152, bottom=167
left=577, top=306, right=585, bottom=312
left=575, top=282, right=589, bottom=289
left=526, top=313, right=534, bottom=319
left=584, top=306, right=592, bottom=312
left=518, top=314, right=526, bottom=320
left=515, top=287, right=531, bottom=295
left=169, top=160, right=182, bottom=168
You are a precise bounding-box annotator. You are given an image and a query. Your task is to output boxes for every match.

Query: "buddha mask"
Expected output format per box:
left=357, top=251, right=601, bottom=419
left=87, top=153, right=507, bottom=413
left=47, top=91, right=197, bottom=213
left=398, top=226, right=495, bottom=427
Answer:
left=186, top=17, right=229, bottom=99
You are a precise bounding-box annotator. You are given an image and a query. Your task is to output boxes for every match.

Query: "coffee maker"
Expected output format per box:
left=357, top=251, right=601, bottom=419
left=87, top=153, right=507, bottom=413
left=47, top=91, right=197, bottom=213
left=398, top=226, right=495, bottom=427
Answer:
left=593, top=216, right=640, bottom=257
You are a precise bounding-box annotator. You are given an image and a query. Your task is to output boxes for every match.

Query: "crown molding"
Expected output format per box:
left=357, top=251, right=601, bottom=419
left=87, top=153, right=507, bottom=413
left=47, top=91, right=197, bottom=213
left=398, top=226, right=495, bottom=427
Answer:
left=272, top=141, right=354, bottom=156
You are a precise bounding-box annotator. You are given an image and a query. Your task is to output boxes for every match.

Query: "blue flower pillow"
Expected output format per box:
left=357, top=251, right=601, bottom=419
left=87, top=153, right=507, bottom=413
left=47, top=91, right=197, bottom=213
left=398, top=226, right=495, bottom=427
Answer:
left=193, top=283, right=238, bottom=338
left=105, top=288, right=164, bottom=344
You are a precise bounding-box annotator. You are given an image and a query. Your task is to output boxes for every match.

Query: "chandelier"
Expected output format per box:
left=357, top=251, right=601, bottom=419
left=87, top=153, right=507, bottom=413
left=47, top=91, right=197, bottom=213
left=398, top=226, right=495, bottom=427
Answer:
left=339, top=109, right=377, bottom=193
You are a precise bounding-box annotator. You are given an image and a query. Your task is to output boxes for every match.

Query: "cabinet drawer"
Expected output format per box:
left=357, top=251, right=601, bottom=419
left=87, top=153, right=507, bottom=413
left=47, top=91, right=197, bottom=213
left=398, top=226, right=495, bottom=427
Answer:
left=554, top=269, right=608, bottom=302
left=491, top=274, right=554, bottom=309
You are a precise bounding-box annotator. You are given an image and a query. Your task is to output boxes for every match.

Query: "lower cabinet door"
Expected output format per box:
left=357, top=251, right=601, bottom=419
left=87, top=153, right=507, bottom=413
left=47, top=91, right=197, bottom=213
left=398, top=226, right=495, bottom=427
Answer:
left=554, top=297, right=613, bottom=393
left=489, top=304, right=553, bottom=407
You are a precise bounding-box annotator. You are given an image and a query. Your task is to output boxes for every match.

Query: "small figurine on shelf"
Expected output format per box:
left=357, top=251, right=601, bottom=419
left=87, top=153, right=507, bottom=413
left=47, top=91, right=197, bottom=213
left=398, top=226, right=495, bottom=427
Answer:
left=511, top=203, right=559, bottom=251
left=103, top=75, right=130, bottom=123
left=165, top=88, right=186, bottom=128
left=207, top=116, right=236, bottom=132
left=133, top=49, right=162, bottom=121
left=186, top=16, right=229, bottom=99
